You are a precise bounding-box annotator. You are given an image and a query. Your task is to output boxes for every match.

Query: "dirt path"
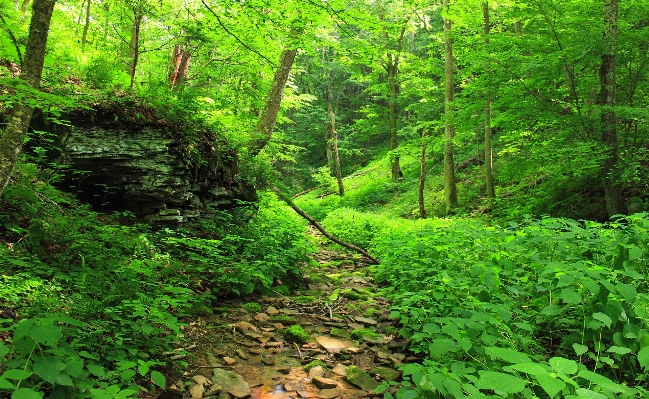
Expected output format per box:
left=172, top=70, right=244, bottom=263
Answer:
left=164, top=234, right=412, bottom=399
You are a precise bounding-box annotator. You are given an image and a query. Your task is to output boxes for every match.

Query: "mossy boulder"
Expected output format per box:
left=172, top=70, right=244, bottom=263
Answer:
left=242, top=302, right=262, bottom=313
left=304, top=360, right=328, bottom=372
left=284, top=325, right=312, bottom=344
left=188, top=303, right=213, bottom=317
left=345, top=366, right=380, bottom=391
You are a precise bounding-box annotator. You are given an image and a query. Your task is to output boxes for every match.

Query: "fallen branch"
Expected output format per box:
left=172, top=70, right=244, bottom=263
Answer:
left=275, top=188, right=380, bottom=264
left=291, top=166, right=379, bottom=199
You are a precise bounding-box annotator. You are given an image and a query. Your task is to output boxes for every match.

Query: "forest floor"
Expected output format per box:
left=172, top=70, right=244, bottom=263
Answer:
left=164, top=228, right=414, bottom=399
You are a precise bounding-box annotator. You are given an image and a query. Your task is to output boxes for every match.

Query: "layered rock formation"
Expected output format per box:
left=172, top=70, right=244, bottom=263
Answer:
left=51, top=110, right=254, bottom=224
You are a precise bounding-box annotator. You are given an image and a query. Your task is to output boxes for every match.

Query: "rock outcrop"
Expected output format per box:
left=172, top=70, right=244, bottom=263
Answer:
left=49, top=108, right=255, bottom=223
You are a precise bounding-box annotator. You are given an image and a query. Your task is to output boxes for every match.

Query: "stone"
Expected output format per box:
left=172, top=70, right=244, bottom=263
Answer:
left=261, top=355, right=275, bottom=365
left=207, top=354, right=222, bottom=367
left=223, top=357, right=237, bottom=365
left=193, top=375, right=213, bottom=385
left=331, top=364, right=348, bottom=377
left=277, top=367, right=291, bottom=375
left=354, top=317, right=377, bottom=326
left=55, top=113, right=255, bottom=224
left=369, top=367, right=401, bottom=381
left=205, top=384, right=222, bottom=397
left=347, top=323, right=364, bottom=330
left=317, top=388, right=339, bottom=399
left=312, top=377, right=338, bottom=389
left=308, top=366, right=326, bottom=378
left=266, top=306, right=280, bottom=315
left=315, top=336, right=357, bottom=353
left=255, top=313, right=270, bottom=323
left=345, top=367, right=380, bottom=392
left=376, top=351, right=390, bottom=360
left=189, top=383, right=205, bottom=399
left=233, top=321, right=256, bottom=332
left=235, top=349, right=248, bottom=360
left=298, top=391, right=316, bottom=398
left=211, top=369, right=252, bottom=398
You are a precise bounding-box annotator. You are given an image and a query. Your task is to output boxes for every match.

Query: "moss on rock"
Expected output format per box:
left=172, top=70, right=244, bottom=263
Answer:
left=284, top=325, right=312, bottom=343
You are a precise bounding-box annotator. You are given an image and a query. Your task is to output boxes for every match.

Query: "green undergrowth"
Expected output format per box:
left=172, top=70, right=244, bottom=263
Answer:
left=0, top=164, right=312, bottom=398
left=369, top=214, right=649, bottom=398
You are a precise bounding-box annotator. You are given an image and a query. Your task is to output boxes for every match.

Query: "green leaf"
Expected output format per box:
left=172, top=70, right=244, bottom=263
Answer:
left=55, top=374, right=74, bottom=387
left=11, top=388, right=41, bottom=399
left=637, top=346, right=649, bottom=369
left=549, top=357, right=578, bottom=375
left=485, top=347, right=532, bottom=363
left=30, top=325, right=62, bottom=346
left=541, top=305, right=562, bottom=316
left=0, top=377, right=15, bottom=389
left=573, top=343, right=588, bottom=356
left=13, top=320, right=35, bottom=341
left=504, top=362, right=548, bottom=376
left=120, top=369, right=137, bottom=383
left=560, top=288, right=582, bottom=304
left=592, top=312, right=612, bottom=328
left=534, top=372, right=566, bottom=398
left=476, top=371, right=527, bottom=394
left=628, top=245, right=642, bottom=261
left=137, top=364, right=150, bottom=376
left=607, top=346, right=631, bottom=355
left=65, top=359, right=84, bottom=378
left=150, top=371, right=166, bottom=388
left=574, top=388, right=607, bottom=399
left=87, top=364, right=106, bottom=378
left=33, top=357, right=64, bottom=384
left=0, top=342, right=8, bottom=357
left=577, top=370, right=633, bottom=394
left=616, top=283, right=636, bottom=303
left=3, top=369, right=32, bottom=381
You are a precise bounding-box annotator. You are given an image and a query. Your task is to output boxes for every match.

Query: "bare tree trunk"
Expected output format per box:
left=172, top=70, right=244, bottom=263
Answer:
left=443, top=0, right=458, bottom=214
left=127, top=12, right=143, bottom=88
left=81, top=0, right=91, bottom=50
left=0, top=0, right=56, bottom=197
left=599, top=0, right=626, bottom=216
left=20, top=0, right=30, bottom=13
left=250, top=48, right=297, bottom=156
left=328, top=84, right=344, bottom=196
left=169, top=45, right=182, bottom=88
left=418, top=129, right=427, bottom=219
left=388, top=63, right=400, bottom=182
left=483, top=2, right=495, bottom=199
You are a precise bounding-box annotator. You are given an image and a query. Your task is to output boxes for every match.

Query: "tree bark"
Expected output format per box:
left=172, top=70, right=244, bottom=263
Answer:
left=276, top=190, right=379, bottom=264
left=127, top=12, right=143, bottom=88
left=81, top=0, right=91, bottom=50
left=250, top=48, right=297, bottom=156
left=418, top=129, right=427, bottom=219
left=443, top=0, right=458, bottom=214
left=327, top=82, right=344, bottom=196
left=385, top=25, right=406, bottom=183
left=0, top=0, right=56, bottom=197
left=483, top=2, right=495, bottom=199
left=599, top=0, right=626, bottom=216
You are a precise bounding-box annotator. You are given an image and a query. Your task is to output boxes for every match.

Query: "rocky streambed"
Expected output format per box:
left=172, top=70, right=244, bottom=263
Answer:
left=161, top=243, right=416, bottom=399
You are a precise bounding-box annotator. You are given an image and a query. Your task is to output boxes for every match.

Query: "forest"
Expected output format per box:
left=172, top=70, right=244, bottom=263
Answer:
left=1, top=0, right=649, bottom=398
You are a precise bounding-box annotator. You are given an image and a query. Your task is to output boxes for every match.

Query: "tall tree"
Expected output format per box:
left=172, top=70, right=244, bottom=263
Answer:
left=0, top=0, right=56, bottom=197
left=443, top=0, right=458, bottom=213
left=385, top=22, right=407, bottom=182
left=483, top=1, right=495, bottom=199
left=599, top=0, right=626, bottom=216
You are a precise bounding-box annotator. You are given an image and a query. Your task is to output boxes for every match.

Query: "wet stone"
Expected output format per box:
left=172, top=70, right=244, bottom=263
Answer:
left=331, top=363, right=348, bottom=376
left=318, top=388, right=340, bottom=399
left=212, top=369, right=252, bottom=398
left=309, top=366, right=326, bottom=378
left=298, top=391, right=316, bottom=398
left=312, top=377, right=338, bottom=389
left=345, top=367, right=380, bottom=392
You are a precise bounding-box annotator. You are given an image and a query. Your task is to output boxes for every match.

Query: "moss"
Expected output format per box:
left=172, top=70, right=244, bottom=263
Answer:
left=364, top=307, right=379, bottom=317
left=188, top=303, right=213, bottom=317
left=284, top=325, right=312, bottom=344
left=341, top=289, right=367, bottom=300
left=330, top=328, right=350, bottom=338
left=271, top=314, right=297, bottom=321
left=351, top=329, right=381, bottom=340
left=325, top=273, right=342, bottom=283
left=293, top=295, right=318, bottom=304
left=304, top=360, right=328, bottom=372
left=242, top=302, right=262, bottom=313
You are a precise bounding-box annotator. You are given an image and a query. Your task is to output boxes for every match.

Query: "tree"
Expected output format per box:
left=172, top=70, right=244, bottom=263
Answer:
left=0, top=0, right=57, bottom=197
left=443, top=0, right=458, bottom=213
left=599, top=0, right=626, bottom=216
left=483, top=1, right=495, bottom=199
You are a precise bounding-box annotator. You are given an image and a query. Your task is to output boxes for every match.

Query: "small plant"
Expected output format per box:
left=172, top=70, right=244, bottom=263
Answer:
left=350, top=329, right=381, bottom=340
left=304, top=360, right=328, bottom=372
left=330, top=328, right=350, bottom=338
left=242, top=302, right=262, bottom=313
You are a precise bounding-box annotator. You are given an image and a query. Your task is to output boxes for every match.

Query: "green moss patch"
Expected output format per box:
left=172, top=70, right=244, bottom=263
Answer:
left=350, top=329, right=381, bottom=340
left=284, top=325, right=312, bottom=343
left=242, top=302, right=262, bottom=313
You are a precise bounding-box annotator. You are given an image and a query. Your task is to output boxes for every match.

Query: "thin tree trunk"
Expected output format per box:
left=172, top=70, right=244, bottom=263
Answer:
left=443, top=0, right=458, bottom=213
left=328, top=83, right=344, bottom=196
left=81, top=0, right=91, bottom=50
left=169, top=45, right=182, bottom=88
left=483, top=1, right=495, bottom=199
left=599, top=0, right=626, bottom=216
left=0, top=0, right=56, bottom=197
left=127, top=12, right=143, bottom=87
left=388, top=62, right=400, bottom=182
left=419, top=129, right=427, bottom=219
left=250, top=48, right=297, bottom=156
left=20, top=0, right=30, bottom=13
left=276, top=189, right=379, bottom=264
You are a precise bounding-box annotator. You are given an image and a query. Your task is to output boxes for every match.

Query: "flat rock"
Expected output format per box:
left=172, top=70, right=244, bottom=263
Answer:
left=312, top=377, right=338, bottom=389
left=189, top=383, right=204, bottom=399
left=223, top=357, right=237, bottom=365
left=212, top=369, right=252, bottom=398
left=193, top=375, right=212, bottom=385
left=347, top=322, right=364, bottom=330
left=331, top=363, right=348, bottom=376
left=235, top=349, right=249, bottom=360
left=317, top=388, right=339, bottom=399
left=345, top=368, right=380, bottom=392
left=354, top=317, right=377, bottom=326
left=261, top=355, right=275, bottom=365
left=323, top=322, right=347, bottom=328
left=376, top=351, right=390, bottom=360
left=309, top=366, right=325, bottom=378
left=255, top=313, right=270, bottom=323
left=315, top=336, right=357, bottom=353
left=370, top=367, right=401, bottom=381
left=298, top=391, right=316, bottom=398
left=266, top=306, right=280, bottom=315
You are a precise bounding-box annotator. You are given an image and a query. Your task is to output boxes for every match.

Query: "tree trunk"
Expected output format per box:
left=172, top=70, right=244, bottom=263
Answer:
left=483, top=2, right=495, bottom=199
left=127, top=12, right=143, bottom=88
left=0, top=0, right=56, bottom=197
left=169, top=45, right=182, bottom=88
left=250, top=48, right=297, bottom=156
left=418, top=129, right=427, bottom=219
left=443, top=0, right=458, bottom=214
left=81, top=0, right=91, bottom=50
left=328, top=84, right=344, bottom=196
left=599, top=0, right=626, bottom=216
left=20, top=0, right=30, bottom=13
left=388, top=61, right=400, bottom=182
